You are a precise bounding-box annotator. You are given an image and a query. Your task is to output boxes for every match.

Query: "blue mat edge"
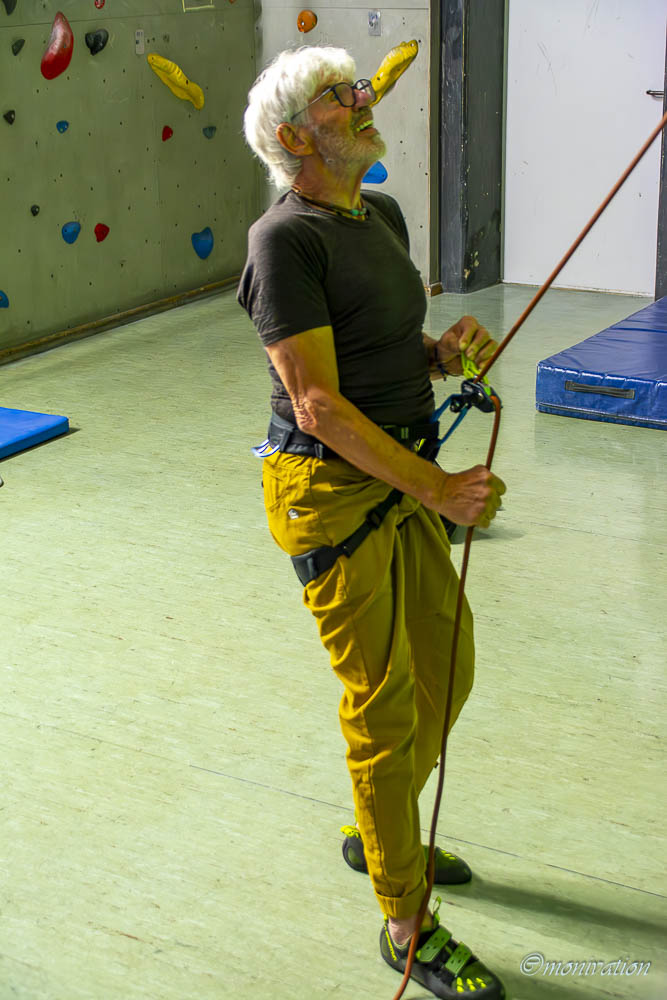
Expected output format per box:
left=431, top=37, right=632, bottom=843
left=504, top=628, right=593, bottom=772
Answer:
left=0, top=415, right=70, bottom=460
left=536, top=402, right=666, bottom=430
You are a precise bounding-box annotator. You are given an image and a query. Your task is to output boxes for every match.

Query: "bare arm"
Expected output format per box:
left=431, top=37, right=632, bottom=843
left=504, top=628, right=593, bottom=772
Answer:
left=265, top=326, right=505, bottom=527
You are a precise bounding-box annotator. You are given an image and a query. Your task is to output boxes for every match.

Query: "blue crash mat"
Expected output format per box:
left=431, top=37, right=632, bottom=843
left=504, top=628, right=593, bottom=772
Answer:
left=536, top=297, right=667, bottom=430
left=0, top=406, right=69, bottom=460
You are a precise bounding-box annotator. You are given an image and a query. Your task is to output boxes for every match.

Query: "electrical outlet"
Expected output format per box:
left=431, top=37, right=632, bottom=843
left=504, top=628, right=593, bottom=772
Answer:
left=135, top=29, right=145, bottom=56
left=368, top=10, right=381, bottom=36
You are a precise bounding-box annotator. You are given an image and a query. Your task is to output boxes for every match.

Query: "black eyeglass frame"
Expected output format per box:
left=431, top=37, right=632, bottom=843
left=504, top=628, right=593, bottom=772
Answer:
left=289, top=79, right=375, bottom=123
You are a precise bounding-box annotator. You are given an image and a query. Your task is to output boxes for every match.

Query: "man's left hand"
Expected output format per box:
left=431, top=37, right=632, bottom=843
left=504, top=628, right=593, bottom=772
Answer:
left=435, top=316, right=497, bottom=377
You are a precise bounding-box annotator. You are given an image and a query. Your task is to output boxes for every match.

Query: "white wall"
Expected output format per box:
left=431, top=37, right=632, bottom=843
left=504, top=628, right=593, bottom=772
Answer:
left=504, top=0, right=666, bottom=295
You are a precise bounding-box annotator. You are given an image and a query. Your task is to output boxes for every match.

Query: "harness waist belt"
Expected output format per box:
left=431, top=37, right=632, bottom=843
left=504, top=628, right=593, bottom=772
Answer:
left=268, top=411, right=438, bottom=460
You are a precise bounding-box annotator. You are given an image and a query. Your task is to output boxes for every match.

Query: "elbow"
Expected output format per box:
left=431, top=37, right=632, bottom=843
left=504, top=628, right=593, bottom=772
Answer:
left=292, top=388, right=336, bottom=436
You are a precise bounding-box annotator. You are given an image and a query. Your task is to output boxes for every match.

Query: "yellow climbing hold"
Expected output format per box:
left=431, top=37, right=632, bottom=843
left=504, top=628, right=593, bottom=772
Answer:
left=370, top=40, right=419, bottom=105
left=147, top=53, right=205, bottom=110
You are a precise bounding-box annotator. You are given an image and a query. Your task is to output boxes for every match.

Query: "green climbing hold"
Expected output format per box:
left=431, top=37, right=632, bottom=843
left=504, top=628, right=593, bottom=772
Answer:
left=12, top=39, right=25, bottom=56
left=203, top=126, right=217, bottom=139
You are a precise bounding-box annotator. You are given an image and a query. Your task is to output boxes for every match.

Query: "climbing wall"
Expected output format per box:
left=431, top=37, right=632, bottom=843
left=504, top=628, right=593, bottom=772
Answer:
left=0, top=0, right=260, bottom=356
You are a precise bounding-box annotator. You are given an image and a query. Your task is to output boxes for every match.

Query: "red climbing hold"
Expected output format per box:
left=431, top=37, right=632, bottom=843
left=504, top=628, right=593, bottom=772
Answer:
left=95, top=0, right=106, bottom=7
left=162, top=125, right=174, bottom=142
left=94, top=223, right=110, bottom=243
left=41, top=12, right=74, bottom=81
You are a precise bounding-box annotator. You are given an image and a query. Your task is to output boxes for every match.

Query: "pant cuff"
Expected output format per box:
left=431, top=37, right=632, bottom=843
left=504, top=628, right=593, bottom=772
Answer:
left=373, top=873, right=428, bottom=919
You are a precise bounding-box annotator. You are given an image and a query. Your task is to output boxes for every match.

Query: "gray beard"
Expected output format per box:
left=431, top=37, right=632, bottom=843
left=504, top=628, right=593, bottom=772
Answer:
left=311, top=122, right=387, bottom=177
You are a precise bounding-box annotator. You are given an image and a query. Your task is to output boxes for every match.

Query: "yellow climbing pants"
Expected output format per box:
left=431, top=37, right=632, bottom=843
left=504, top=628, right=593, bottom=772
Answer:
left=262, top=450, right=475, bottom=919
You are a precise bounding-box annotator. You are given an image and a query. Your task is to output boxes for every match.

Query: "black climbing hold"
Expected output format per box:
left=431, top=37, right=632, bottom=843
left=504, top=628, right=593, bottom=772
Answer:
left=12, top=39, right=25, bottom=56
left=2, top=0, right=18, bottom=15
left=203, top=126, right=217, bottom=139
left=4, top=110, right=16, bottom=125
left=31, top=205, right=40, bottom=216
left=85, top=29, right=109, bottom=55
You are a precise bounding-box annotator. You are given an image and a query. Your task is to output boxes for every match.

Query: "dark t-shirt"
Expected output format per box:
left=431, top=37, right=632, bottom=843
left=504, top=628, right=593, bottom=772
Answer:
left=237, top=189, right=434, bottom=425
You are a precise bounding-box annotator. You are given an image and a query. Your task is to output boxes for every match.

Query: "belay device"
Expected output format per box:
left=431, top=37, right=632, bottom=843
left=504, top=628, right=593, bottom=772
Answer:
left=427, top=355, right=500, bottom=459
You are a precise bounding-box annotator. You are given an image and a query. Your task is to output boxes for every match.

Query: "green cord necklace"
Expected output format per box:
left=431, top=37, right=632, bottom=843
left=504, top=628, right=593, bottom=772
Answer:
left=291, top=186, right=368, bottom=220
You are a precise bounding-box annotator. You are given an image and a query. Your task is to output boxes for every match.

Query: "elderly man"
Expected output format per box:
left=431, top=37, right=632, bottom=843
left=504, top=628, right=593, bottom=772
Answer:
left=237, top=46, right=506, bottom=1000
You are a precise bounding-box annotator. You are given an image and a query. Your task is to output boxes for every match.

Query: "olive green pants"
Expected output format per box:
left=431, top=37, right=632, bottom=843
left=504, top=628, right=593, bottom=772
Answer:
left=262, top=450, right=475, bottom=919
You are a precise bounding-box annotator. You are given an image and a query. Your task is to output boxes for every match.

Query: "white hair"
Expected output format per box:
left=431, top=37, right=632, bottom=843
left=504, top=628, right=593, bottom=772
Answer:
left=242, top=46, right=356, bottom=190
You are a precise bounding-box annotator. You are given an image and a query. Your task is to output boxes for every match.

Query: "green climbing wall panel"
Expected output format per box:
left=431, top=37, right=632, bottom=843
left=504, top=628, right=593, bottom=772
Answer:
left=0, top=0, right=260, bottom=354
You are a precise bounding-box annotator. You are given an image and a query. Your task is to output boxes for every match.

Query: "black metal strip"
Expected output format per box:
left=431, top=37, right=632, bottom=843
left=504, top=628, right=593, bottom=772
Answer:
left=439, top=0, right=504, bottom=293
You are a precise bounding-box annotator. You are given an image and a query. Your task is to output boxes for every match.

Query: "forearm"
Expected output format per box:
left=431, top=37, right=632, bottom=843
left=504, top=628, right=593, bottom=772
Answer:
left=294, top=388, right=447, bottom=511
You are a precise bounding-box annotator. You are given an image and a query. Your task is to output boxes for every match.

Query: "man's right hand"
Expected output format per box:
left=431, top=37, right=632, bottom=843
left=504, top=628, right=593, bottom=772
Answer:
left=436, top=465, right=506, bottom=529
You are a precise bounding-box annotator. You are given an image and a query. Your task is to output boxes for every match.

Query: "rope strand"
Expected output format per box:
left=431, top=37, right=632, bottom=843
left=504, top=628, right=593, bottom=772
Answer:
left=390, top=106, right=667, bottom=1000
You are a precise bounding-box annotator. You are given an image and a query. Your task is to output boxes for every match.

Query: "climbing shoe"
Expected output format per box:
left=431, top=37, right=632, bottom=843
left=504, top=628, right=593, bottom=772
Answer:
left=341, top=826, right=472, bottom=885
left=380, top=899, right=505, bottom=1000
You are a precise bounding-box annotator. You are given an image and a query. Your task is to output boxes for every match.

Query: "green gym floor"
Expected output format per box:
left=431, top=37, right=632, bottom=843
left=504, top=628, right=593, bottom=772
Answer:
left=2, top=284, right=665, bottom=1000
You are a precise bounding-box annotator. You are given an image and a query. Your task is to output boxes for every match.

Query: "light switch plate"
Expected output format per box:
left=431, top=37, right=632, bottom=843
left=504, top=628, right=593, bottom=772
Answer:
left=135, top=29, right=145, bottom=55
left=368, top=10, right=381, bottom=36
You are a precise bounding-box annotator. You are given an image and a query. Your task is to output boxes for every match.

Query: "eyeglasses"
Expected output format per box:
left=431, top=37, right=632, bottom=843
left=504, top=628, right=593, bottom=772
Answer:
left=289, top=79, right=375, bottom=122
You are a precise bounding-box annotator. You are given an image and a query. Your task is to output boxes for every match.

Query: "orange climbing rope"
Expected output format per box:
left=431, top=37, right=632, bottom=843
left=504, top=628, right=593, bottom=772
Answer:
left=391, top=105, right=667, bottom=1000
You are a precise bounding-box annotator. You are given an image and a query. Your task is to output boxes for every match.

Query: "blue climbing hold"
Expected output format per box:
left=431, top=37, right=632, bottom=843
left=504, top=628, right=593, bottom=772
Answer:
left=56, top=120, right=69, bottom=133
left=191, top=226, right=214, bottom=259
left=363, top=161, right=388, bottom=184
left=62, top=221, right=81, bottom=244
left=203, top=126, right=217, bottom=139
left=0, top=290, right=9, bottom=308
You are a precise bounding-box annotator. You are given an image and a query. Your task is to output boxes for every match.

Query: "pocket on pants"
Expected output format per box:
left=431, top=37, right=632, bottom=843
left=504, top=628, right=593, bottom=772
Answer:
left=262, top=452, right=330, bottom=556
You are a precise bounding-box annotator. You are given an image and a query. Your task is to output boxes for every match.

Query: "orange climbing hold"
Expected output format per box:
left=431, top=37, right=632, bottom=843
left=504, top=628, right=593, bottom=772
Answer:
left=297, top=10, right=317, bottom=32
left=370, top=40, right=419, bottom=106
left=41, top=12, right=74, bottom=81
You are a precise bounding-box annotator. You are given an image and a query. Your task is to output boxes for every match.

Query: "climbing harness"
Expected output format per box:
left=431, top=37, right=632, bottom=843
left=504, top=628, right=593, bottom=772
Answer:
left=251, top=367, right=497, bottom=587
left=291, top=485, right=404, bottom=587
left=252, top=411, right=440, bottom=587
